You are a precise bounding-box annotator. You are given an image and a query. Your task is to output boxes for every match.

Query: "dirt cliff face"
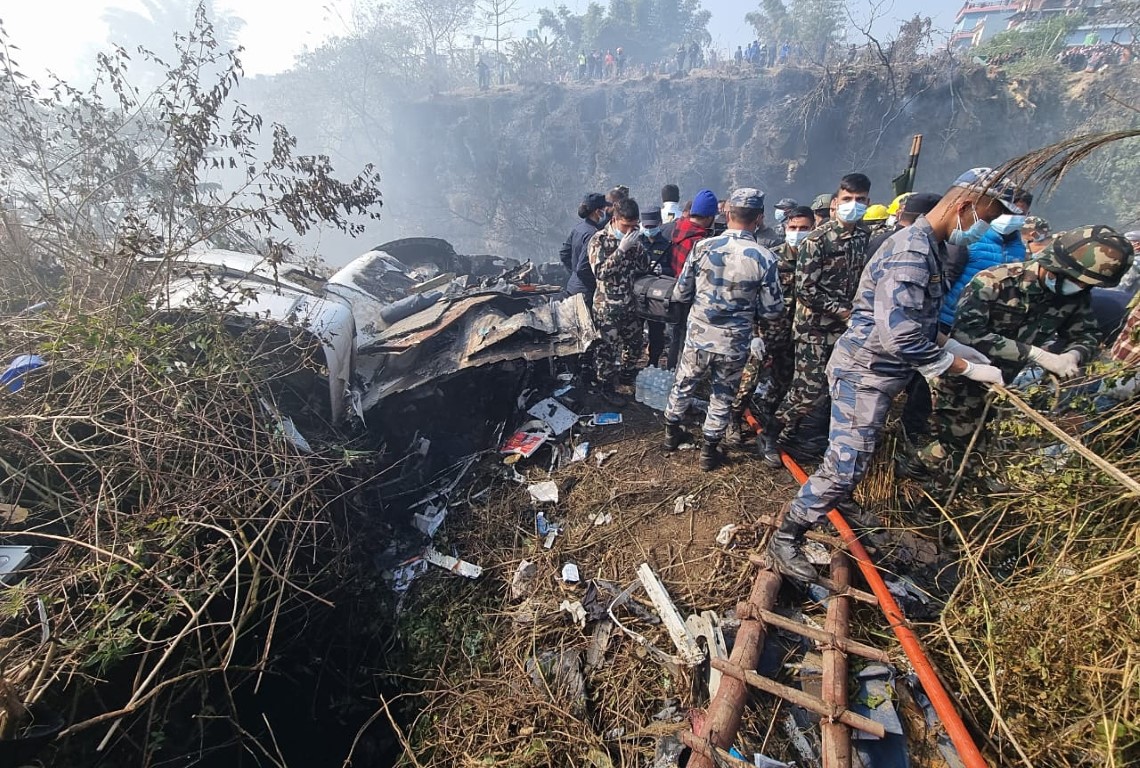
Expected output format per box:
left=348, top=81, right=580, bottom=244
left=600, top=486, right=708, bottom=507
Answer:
left=373, top=64, right=1133, bottom=265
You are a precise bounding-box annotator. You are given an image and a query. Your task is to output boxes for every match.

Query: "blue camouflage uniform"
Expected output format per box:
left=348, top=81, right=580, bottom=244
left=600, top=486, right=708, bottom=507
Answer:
left=787, top=218, right=952, bottom=525
left=664, top=219, right=784, bottom=440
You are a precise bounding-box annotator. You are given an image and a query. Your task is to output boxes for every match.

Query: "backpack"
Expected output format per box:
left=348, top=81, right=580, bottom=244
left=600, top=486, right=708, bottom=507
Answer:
left=631, top=275, right=683, bottom=323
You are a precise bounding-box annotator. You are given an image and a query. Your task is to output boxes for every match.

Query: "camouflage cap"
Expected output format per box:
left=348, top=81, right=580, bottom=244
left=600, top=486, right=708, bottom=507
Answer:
left=1038, top=225, right=1135, bottom=288
left=728, top=187, right=765, bottom=210
left=902, top=192, right=942, bottom=215
left=1023, top=215, right=1050, bottom=233
left=951, top=167, right=1023, bottom=214
left=775, top=197, right=798, bottom=210
left=811, top=193, right=834, bottom=212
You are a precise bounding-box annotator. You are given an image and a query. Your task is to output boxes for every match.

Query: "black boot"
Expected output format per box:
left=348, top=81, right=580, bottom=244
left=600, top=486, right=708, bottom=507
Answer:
left=663, top=422, right=690, bottom=451
left=756, top=431, right=783, bottom=468
left=699, top=438, right=722, bottom=471
left=767, top=515, right=819, bottom=583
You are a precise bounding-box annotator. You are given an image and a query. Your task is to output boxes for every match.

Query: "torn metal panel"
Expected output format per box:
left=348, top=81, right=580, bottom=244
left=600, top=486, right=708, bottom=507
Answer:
left=358, top=293, right=597, bottom=409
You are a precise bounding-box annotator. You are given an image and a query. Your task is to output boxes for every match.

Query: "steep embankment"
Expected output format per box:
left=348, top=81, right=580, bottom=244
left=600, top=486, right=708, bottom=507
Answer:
left=372, top=63, right=1134, bottom=264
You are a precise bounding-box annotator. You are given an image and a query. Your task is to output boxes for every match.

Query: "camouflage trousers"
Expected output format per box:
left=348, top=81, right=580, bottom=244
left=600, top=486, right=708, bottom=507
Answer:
left=776, top=338, right=837, bottom=428
left=914, top=378, right=995, bottom=482
left=594, top=306, right=644, bottom=386
left=664, top=342, right=747, bottom=441
left=788, top=367, right=910, bottom=526
left=731, top=340, right=794, bottom=427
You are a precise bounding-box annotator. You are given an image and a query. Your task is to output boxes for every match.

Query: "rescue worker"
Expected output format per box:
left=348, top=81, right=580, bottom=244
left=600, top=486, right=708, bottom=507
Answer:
left=767, top=168, right=1020, bottom=582
left=726, top=205, right=816, bottom=459
left=862, top=203, right=890, bottom=235
left=663, top=188, right=784, bottom=471
left=907, top=226, right=1134, bottom=481
left=1118, top=230, right=1140, bottom=294
left=1023, top=216, right=1052, bottom=255
left=639, top=206, right=674, bottom=367
left=661, top=183, right=682, bottom=223
left=940, top=190, right=1034, bottom=331
left=752, top=203, right=784, bottom=249
left=588, top=197, right=649, bottom=405
left=811, top=193, right=834, bottom=227
left=774, top=173, right=874, bottom=462
left=559, top=192, right=607, bottom=304
left=866, top=192, right=941, bottom=260
left=772, top=197, right=799, bottom=240
left=663, top=189, right=718, bottom=369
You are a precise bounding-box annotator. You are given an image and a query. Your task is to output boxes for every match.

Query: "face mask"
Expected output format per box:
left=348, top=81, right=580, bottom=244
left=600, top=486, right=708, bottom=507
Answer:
left=640, top=226, right=661, bottom=238
left=1043, top=273, right=1085, bottom=296
left=990, top=214, right=1026, bottom=236
left=948, top=205, right=990, bottom=246
left=785, top=229, right=810, bottom=248
left=835, top=200, right=867, bottom=223
left=774, top=209, right=786, bottom=223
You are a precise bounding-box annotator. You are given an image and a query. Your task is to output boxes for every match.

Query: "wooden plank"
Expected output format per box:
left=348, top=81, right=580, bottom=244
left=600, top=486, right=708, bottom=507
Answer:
left=711, top=658, right=887, bottom=738
left=754, top=608, right=889, bottom=663
left=822, top=551, right=853, bottom=768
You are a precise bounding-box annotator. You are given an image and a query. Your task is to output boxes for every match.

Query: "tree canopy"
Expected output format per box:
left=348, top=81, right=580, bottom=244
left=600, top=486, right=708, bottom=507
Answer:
left=537, top=0, right=712, bottom=65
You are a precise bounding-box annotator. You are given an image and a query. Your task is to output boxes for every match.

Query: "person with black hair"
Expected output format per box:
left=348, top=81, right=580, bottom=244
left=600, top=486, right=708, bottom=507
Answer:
left=559, top=192, right=607, bottom=304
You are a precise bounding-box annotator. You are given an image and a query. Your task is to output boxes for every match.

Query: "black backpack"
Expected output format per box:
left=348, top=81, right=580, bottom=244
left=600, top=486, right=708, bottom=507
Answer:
left=631, top=275, right=683, bottom=323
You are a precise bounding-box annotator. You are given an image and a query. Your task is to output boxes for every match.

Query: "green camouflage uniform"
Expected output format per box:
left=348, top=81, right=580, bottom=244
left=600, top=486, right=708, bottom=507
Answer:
left=589, top=224, right=650, bottom=387
left=917, top=261, right=1100, bottom=478
left=776, top=220, right=870, bottom=427
left=733, top=241, right=797, bottom=426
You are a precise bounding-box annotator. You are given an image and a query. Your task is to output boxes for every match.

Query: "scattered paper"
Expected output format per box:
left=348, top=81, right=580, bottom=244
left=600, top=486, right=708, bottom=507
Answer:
left=511, top=560, right=537, bottom=600
left=571, top=442, right=590, bottom=462
left=590, top=412, right=623, bottom=426
left=560, top=599, right=587, bottom=628
left=527, top=397, right=579, bottom=435
left=561, top=562, right=581, bottom=583
left=424, top=546, right=483, bottom=579
left=673, top=494, right=696, bottom=515
left=389, top=555, right=428, bottom=593
left=590, top=511, right=613, bottom=526
left=527, top=480, right=559, bottom=504
left=715, top=523, right=739, bottom=546
left=543, top=528, right=561, bottom=549
left=595, top=449, right=617, bottom=467
left=501, top=419, right=553, bottom=458
left=413, top=504, right=447, bottom=537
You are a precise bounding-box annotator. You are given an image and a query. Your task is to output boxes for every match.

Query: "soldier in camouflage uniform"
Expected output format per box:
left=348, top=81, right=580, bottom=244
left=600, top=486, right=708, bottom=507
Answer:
left=768, top=168, right=1021, bottom=583
left=639, top=206, right=675, bottom=367
left=663, top=188, right=784, bottom=471
left=774, top=173, right=873, bottom=461
left=588, top=197, right=650, bottom=405
left=727, top=206, right=816, bottom=462
left=910, top=226, right=1134, bottom=481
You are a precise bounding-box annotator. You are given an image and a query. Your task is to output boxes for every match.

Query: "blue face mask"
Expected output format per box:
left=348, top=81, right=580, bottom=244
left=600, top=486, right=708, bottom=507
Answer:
left=1043, top=273, right=1085, bottom=296
left=641, top=226, right=661, bottom=238
left=948, top=206, right=991, bottom=246
left=835, top=201, right=867, bottom=223
left=774, top=209, right=787, bottom=223
left=990, top=214, right=1026, bottom=236
left=784, top=229, right=810, bottom=248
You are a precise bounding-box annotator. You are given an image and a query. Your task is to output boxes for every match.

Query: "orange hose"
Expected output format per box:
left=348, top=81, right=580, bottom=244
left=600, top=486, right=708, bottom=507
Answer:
left=777, top=450, right=989, bottom=768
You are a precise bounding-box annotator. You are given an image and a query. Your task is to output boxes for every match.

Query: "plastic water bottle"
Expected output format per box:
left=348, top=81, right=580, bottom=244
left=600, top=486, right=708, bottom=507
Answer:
left=635, top=367, right=650, bottom=404
left=536, top=511, right=550, bottom=536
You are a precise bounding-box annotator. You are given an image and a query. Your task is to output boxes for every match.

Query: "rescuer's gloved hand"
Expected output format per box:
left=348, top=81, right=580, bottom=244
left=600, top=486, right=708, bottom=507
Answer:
left=1028, top=346, right=1081, bottom=379
left=943, top=338, right=990, bottom=365
left=960, top=361, right=1005, bottom=386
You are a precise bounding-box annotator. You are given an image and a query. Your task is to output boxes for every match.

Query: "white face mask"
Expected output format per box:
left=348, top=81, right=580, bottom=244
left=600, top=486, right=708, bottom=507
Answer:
left=774, top=209, right=787, bottom=223
left=785, top=229, right=810, bottom=248
left=835, top=200, right=867, bottom=223
left=990, top=214, right=1026, bottom=236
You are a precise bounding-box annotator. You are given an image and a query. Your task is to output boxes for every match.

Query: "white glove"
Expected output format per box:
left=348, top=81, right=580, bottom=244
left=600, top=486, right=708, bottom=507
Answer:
left=617, top=230, right=639, bottom=253
left=943, top=338, right=991, bottom=365
left=959, top=361, right=1005, bottom=386
left=749, top=336, right=766, bottom=360
left=1028, top=346, right=1081, bottom=379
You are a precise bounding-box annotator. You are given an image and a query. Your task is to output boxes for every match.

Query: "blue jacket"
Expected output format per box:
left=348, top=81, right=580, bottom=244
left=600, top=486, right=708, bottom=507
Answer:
left=562, top=217, right=601, bottom=301
left=940, top=229, right=1027, bottom=328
